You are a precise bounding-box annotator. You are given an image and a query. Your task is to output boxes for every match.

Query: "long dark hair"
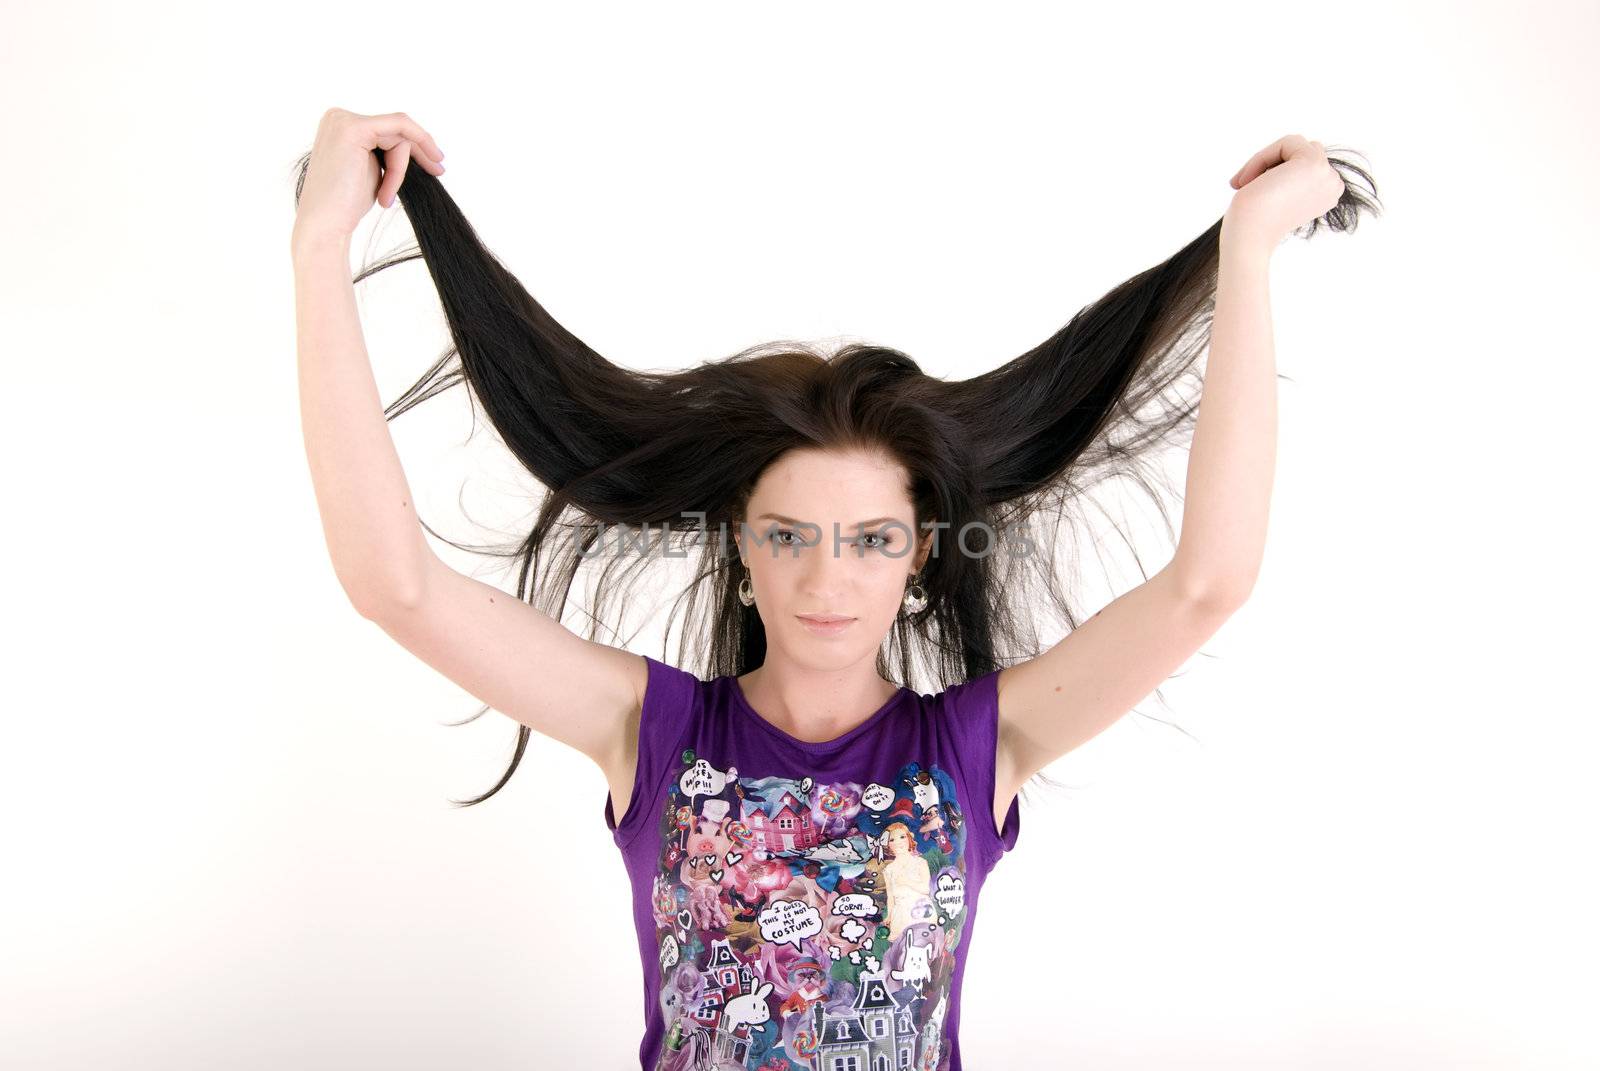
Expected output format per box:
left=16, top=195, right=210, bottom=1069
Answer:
left=290, top=146, right=1381, bottom=807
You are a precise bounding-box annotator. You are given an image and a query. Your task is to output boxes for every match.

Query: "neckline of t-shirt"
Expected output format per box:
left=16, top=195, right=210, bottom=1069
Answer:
left=725, top=675, right=913, bottom=754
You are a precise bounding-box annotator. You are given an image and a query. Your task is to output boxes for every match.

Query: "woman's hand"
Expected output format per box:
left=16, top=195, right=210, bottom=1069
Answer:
left=1222, top=134, right=1346, bottom=258
left=291, top=108, right=446, bottom=251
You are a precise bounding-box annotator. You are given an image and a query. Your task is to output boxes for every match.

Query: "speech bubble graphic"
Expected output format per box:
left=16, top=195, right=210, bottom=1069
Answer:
left=659, top=933, right=679, bottom=971
left=861, top=783, right=895, bottom=811
left=679, top=759, right=737, bottom=797
left=934, top=872, right=966, bottom=919
left=830, top=893, right=877, bottom=919
left=758, top=898, right=823, bottom=950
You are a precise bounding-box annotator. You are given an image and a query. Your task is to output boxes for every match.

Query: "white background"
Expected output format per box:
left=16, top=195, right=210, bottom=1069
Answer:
left=3, top=1, right=1596, bottom=1068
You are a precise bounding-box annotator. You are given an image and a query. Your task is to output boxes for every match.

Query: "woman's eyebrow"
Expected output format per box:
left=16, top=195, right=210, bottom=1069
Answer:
left=756, top=512, right=901, bottom=527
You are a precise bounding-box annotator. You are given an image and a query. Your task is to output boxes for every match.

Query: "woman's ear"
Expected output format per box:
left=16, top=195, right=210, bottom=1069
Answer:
left=912, top=525, right=935, bottom=573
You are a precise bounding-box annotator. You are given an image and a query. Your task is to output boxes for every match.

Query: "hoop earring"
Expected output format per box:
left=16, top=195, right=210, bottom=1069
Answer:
left=902, top=574, right=927, bottom=614
left=737, top=567, right=756, bottom=607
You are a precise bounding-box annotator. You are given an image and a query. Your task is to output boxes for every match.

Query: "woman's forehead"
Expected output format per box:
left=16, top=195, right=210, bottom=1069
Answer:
left=751, top=452, right=913, bottom=513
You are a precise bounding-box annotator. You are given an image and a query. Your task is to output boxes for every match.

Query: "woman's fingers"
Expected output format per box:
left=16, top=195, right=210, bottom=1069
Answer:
left=365, top=113, right=445, bottom=184
left=1230, top=138, right=1279, bottom=186
left=373, top=111, right=446, bottom=165
left=1231, top=137, right=1287, bottom=187
left=364, top=111, right=451, bottom=208
left=376, top=141, right=413, bottom=208
left=1231, top=133, right=1313, bottom=187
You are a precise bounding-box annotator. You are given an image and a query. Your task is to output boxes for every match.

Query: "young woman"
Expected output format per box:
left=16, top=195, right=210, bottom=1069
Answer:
left=291, top=109, right=1378, bottom=1071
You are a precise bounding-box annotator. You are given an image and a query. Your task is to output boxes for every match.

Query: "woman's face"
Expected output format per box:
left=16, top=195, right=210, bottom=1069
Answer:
left=737, top=446, right=930, bottom=671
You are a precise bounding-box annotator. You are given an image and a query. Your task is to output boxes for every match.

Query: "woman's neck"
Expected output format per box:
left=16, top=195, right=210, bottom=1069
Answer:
left=735, top=662, right=900, bottom=744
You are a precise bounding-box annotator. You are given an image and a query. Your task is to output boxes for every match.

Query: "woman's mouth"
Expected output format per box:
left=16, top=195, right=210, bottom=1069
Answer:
left=796, top=613, right=855, bottom=636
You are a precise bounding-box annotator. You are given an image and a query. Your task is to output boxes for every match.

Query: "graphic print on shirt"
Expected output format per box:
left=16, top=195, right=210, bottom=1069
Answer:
left=649, top=751, right=970, bottom=1071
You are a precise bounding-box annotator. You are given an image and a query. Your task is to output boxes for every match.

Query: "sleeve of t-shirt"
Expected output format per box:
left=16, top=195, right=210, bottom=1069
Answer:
left=938, top=668, right=1021, bottom=868
left=606, top=654, right=701, bottom=849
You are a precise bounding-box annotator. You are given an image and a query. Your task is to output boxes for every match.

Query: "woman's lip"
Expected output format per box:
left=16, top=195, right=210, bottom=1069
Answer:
left=797, top=615, right=855, bottom=635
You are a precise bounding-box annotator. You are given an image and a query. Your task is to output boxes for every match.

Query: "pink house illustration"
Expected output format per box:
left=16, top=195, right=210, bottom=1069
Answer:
left=740, top=787, right=822, bottom=854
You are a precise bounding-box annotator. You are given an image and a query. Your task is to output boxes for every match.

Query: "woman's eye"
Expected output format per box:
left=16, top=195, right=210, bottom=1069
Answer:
left=772, top=527, right=889, bottom=549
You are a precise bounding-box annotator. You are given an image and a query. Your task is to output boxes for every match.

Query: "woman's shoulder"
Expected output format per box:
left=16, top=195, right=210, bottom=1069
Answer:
left=637, top=654, right=709, bottom=716
left=925, top=667, right=1003, bottom=709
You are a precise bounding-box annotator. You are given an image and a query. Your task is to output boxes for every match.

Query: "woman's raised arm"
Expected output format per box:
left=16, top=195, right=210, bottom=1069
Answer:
left=290, top=109, right=643, bottom=780
left=292, top=107, right=446, bottom=612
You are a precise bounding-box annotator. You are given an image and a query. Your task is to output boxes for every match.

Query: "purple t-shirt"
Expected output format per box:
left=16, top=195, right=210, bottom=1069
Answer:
left=604, top=656, right=1020, bottom=1071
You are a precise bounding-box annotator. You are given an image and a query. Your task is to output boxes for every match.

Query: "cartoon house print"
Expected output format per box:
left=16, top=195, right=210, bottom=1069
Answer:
left=741, top=781, right=822, bottom=854
left=809, top=972, right=922, bottom=1071
left=685, top=937, right=765, bottom=1064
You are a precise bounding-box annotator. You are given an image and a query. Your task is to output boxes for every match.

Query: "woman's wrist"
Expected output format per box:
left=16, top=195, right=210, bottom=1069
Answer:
left=290, top=223, right=352, bottom=263
left=1219, top=211, right=1275, bottom=271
